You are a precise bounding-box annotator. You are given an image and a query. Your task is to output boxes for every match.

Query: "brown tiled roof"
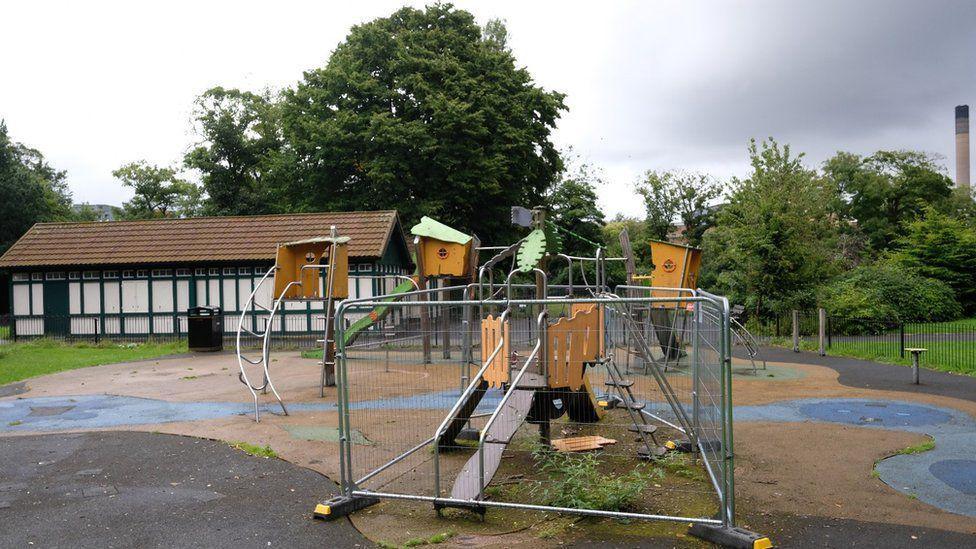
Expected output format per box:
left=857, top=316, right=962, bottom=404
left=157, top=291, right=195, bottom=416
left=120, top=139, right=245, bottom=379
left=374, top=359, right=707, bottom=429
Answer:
left=0, top=210, right=405, bottom=268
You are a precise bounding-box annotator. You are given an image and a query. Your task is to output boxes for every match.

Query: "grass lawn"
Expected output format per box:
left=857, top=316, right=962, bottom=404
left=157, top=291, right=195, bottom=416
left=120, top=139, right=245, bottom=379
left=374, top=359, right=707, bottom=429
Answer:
left=0, top=339, right=187, bottom=386
left=903, top=317, right=976, bottom=334
left=776, top=337, right=976, bottom=377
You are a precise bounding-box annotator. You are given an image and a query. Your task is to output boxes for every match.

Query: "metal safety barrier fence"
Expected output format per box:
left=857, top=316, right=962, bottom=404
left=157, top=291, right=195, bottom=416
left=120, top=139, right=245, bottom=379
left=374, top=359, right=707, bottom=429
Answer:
left=328, top=288, right=736, bottom=528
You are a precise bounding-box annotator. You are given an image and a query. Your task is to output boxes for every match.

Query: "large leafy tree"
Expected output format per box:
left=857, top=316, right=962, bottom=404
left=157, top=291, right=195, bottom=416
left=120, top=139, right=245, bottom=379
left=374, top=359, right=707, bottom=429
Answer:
left=823, top=150, right=953, bottom=252
left=184, top=87, right=284, bottom=216
left=703, top=139, right=839, bottom=317
left=280, top=4, right=566, bottom=244
left=635, top=170, right=723, bottom=246
left=0, top=121, right=72, bottom=254
left=888, top=208, right=976, bottom=313
left=113, top=161, right=202, bottom=219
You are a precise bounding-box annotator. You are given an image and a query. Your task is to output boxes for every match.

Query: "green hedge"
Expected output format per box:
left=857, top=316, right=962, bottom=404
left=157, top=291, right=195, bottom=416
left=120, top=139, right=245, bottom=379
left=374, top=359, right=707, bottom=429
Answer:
left=819, top=263, right=961, bottom=325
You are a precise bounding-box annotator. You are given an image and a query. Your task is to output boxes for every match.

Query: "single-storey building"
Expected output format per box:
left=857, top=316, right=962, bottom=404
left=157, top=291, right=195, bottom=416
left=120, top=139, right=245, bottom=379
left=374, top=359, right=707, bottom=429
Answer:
left=0, top=210, right=413, bottom=338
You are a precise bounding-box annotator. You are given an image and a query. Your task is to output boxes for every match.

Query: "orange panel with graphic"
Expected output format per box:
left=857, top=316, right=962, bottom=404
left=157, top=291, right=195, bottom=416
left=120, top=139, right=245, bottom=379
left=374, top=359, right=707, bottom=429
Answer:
left=273, top=238, right=349, bottom=300
left=648, top=240, right=701, bottom=307
left=418, top=237, right=472, bottom=278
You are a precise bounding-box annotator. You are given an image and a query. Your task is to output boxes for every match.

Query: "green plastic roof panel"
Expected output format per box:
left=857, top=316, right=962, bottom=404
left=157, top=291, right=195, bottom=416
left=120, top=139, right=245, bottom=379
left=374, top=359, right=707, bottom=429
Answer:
left=410, top=216, right=472, bottom=245
left=516, top=229, right=547, bottom=272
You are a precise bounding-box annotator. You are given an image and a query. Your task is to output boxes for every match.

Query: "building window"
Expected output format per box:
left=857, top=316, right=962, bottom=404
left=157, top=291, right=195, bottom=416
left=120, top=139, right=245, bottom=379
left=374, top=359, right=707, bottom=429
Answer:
left=151, top=269, right=172, bottom=277
left=122, top=270, right=134, bottom=279
left=209, top=268, right=220, bottom=276
left=238, top=267, right=251, bottom=275
left=357, top=264, right=370, bottom=272
left=194, top=268, right=206, bottom=276
left=223, top=267, right=235, bottom=276
left=136, top=270, right=148, bottom=278
left=104, top=271, right=119, bottom=279
left=12, top=273, right=29, bottom=282
left=83, top=271, right=98, bottom=280
left=45, top=272, right=65, bottom=280
left=31, top=273, right=42, bottom=281
left=69, top=272, right=81, bottom=280
left=176, top=268, right=191, bottom=277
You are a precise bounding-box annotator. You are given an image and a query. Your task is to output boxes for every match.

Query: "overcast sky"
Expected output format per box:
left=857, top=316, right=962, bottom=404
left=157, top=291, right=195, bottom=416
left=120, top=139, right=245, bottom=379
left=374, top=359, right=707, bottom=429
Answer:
left=2, top=0, right=974, bottom=218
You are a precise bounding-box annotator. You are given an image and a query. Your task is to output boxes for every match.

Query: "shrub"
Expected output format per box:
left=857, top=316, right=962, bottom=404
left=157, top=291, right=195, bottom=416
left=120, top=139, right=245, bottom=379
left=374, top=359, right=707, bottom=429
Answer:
left=819, top=263, right=961, bottom=327
left=530, top=446, right=661, bottom=512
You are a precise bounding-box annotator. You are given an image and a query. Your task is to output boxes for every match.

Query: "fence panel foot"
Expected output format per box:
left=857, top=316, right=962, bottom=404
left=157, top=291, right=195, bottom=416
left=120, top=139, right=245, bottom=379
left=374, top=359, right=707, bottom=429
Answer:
left=688, top=523, right=772, bottom=549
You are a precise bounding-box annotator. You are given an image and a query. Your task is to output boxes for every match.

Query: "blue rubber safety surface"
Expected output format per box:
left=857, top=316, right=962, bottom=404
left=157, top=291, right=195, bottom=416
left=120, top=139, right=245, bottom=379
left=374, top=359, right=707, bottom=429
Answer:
left=736, top=398, right=976, bottom=517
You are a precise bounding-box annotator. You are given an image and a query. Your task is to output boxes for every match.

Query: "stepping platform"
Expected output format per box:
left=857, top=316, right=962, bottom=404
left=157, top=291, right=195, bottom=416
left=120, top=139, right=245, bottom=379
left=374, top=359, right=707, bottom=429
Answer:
left=605, top=379, right=634, bottom=388
left=637, top=444, right=668, bottom=459
left=628, top=424, right=658, bottom=435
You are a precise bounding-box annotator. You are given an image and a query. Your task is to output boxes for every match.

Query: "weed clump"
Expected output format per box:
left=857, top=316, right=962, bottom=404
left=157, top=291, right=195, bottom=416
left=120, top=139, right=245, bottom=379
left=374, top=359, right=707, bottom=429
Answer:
left=530, top=446, right=662, bottom=512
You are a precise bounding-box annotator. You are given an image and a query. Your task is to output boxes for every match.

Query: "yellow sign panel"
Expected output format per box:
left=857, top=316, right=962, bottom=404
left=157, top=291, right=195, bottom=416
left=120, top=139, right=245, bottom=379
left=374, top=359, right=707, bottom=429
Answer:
left=648, top=240, right=701, bottom=307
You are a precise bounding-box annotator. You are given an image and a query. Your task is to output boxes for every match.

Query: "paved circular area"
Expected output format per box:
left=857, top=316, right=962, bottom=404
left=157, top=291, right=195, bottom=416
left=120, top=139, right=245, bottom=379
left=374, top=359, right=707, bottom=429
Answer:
left=0, top=431, right=367, bottom=548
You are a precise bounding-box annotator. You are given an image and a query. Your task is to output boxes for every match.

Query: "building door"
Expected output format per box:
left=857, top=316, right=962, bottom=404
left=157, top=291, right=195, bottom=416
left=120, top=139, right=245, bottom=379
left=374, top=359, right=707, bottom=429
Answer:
left=43, top=280, right=69, bottom=336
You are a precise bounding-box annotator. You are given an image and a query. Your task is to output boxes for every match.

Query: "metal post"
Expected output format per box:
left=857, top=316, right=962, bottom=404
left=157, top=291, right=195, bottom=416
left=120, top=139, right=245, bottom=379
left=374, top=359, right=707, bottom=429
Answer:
left=817, top=308, right=826, bottom=357
left=691, top=301, right=700, bottom=454
left=912, top=352, right=920, bottom=384
left=791, top=310, right=799, bottom=353
left=94, top=317, right=100, bottom=345
left=900, top=323, right=906, bottom=359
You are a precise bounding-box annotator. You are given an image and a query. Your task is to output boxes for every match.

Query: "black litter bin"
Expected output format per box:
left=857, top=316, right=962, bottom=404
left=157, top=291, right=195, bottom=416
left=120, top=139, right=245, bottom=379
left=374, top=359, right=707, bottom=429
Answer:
left=188, top=306, right=223, bottom=351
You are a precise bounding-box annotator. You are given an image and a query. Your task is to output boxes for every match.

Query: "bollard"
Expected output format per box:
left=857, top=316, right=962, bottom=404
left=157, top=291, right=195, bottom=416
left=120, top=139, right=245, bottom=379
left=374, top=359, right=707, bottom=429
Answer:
left=817, top=308, right=826, bottom=357
left=792, top=310, right=800, bottom=353
left=906, top=348, right=927, bottom=385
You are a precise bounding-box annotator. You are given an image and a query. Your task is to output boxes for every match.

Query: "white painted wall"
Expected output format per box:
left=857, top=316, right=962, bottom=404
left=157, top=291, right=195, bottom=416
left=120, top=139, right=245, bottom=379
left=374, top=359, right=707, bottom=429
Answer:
left=222, top=279, right=236, bottom=311
left=103, top=282, right=120, bottom=313
left=122, top=280, right=149, bottom=313
left=13, top=285, right=30, bottom=315
left=69, top=282, right=81, bottom=314
left=151, top=280, right=173, bottom=312
left=31, top=284, right=43, bottom=313
left=207, top=279, right=220, bottom=307
left=176, top=280, right=190, bottom=312
left=83, top=282, right=100, bottom=314
left=237, top=278, right=251, bottom=311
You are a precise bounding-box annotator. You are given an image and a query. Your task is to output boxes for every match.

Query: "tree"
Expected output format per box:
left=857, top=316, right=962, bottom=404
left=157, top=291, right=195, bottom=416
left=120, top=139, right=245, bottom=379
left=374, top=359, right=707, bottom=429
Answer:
left=702, top=138, right=839, bottom=317
left=113, top=161, right=202, bottom=219
left=818, top=263, right=961, bottom=324
left=602, top=215, right=651, bottom=287
left=888, top=207, right=976, bottom=313
left=546, top=157, right=606, bottom=255
left=184, top=87, right=284, bottom=216
left=279, top=5, right=566, bottom=245
left=635, top=171, right=723, bottom=247
left=823, top=150, right=953, bottom=252
left=0, top=121, right=72, bottom=254
left=544, top=157, right=606, bottom=285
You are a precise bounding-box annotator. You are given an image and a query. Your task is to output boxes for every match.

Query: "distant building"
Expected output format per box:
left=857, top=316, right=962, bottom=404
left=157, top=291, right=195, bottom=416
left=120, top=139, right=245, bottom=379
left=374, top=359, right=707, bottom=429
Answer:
left=71, top=203, right=117, bottom=221
left=0, top=211, right=413, bottom=338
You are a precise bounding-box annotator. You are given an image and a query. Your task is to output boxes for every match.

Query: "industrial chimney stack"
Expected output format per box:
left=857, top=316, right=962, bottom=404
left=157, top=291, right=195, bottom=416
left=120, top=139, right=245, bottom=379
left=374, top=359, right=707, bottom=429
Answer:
left=957, top=105, right=970, bottom=189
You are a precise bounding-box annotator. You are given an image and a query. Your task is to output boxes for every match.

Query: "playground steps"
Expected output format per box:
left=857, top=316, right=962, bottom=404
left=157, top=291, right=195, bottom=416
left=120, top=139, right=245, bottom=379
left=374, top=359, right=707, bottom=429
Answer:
left=448, top=380, right=538, bottom=502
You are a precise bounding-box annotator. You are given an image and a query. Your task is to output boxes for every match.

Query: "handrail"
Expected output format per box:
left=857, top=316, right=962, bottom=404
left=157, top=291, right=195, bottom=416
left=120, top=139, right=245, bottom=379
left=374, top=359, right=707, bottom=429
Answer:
left=477, top=309, right=548, bottom=497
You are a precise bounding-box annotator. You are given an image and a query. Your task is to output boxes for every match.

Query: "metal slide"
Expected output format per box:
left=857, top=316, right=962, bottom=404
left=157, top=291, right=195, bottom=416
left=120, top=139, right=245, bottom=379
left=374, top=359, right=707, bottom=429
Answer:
left=449, top=373, right=545, bottom=501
